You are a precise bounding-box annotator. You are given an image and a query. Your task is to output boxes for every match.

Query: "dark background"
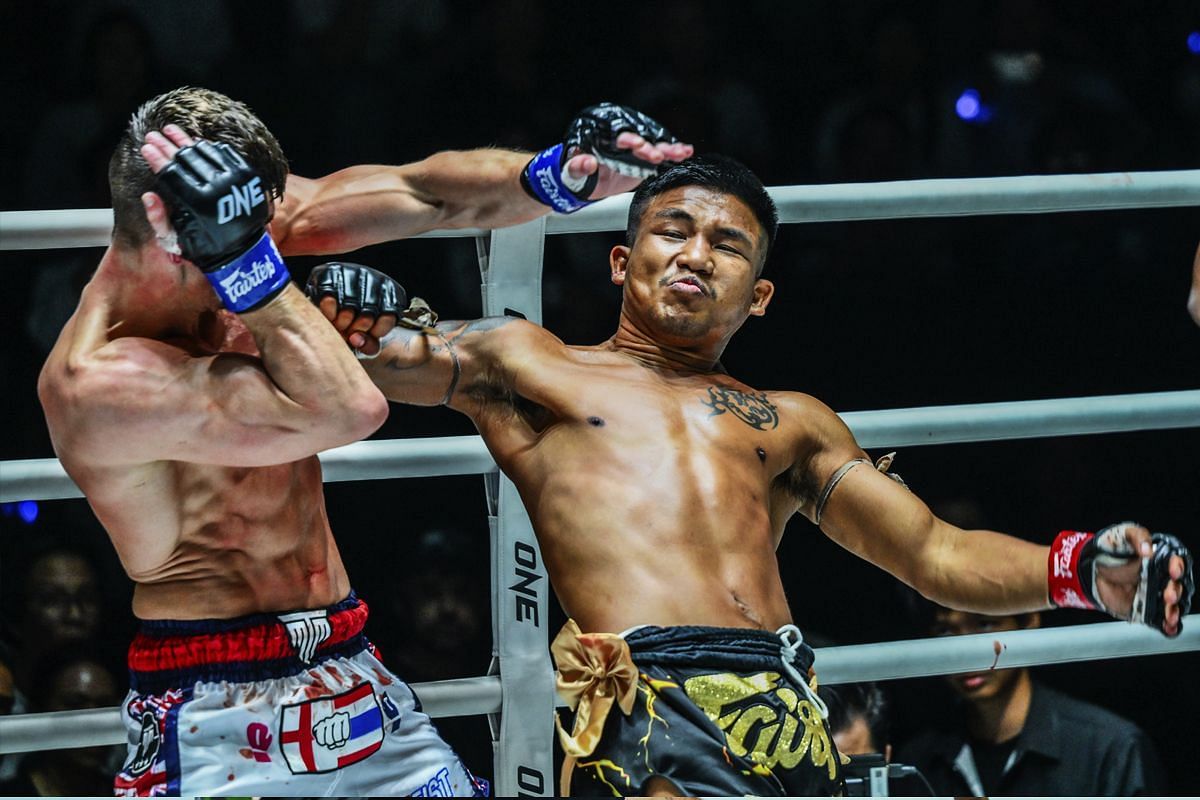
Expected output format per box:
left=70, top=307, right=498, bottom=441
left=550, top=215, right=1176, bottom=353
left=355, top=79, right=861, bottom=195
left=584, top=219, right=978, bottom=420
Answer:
left=1, top=0, right=1197, bottom=793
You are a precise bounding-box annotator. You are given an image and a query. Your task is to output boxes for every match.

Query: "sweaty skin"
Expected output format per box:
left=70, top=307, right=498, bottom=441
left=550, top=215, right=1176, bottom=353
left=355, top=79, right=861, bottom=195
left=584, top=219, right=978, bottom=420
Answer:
left=339, top=185, right=1188, bottom=635
left=37, top=124, right=692, bottom=623
left=37, top=126, right=392, bottom=620
left=38, top=242, right=381, bottom=619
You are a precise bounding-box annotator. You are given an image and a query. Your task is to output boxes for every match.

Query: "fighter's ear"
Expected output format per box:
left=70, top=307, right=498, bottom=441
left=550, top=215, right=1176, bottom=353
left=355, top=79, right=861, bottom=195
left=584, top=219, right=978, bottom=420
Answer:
left=749, top=278, right=774, bottom=316
left=610, top=245, right=630, bottom=286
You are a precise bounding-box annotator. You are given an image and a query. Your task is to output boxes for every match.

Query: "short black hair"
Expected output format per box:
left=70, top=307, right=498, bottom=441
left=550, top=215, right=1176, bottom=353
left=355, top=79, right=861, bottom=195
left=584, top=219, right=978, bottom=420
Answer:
left=626, top=154, right=779, bottom=269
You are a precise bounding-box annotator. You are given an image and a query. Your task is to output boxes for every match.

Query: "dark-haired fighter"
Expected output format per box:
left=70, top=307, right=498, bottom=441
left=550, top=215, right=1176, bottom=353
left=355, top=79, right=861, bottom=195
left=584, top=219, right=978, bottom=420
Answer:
left=308, top=155, right=1193, bottom=798
left=38, top=88, right=688, bottom=796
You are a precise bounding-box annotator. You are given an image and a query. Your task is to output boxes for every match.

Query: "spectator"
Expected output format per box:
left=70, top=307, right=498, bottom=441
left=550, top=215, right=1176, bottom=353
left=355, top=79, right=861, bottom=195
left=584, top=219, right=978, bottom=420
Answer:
left=0, top=643, right=123, bottom=796
left=898, top=604, right=1166, bottom=796
left=9, top=546, right=105, bottom=702
left=822, top=681, right=891, bottom=760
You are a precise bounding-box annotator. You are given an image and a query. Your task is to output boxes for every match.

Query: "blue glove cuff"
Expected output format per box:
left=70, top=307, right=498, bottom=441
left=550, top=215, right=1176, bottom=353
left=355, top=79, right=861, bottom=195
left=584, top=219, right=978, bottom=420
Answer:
left=522, top=143, right=592, bottom=214
left=204, top=232, right=291, bottom=312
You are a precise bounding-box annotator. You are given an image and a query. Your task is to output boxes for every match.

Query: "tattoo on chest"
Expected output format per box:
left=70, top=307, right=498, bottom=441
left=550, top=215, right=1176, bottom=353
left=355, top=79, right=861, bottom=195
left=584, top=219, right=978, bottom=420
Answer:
left=701, top=386, right=780, bottom=431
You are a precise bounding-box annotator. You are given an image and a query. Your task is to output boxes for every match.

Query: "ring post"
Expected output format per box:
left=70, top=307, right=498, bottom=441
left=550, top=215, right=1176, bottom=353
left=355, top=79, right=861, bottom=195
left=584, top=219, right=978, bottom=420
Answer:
left=479, top=217, right=555, bottom=796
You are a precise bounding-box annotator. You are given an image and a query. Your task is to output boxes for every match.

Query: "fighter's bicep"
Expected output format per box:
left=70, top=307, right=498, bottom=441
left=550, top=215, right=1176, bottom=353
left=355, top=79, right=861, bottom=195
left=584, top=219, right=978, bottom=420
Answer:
left=817, top=466, right=940, bottom=585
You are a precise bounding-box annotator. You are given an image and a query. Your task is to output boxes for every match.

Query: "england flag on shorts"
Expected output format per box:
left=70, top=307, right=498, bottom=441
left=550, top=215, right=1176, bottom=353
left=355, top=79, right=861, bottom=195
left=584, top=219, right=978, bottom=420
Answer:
left=279, top=682, right=384, bottom=774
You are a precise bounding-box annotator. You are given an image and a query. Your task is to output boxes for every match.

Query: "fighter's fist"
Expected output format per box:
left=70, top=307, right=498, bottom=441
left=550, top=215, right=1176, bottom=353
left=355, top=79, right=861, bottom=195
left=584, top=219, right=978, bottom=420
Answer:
left=521, top=102, right=693, bottom=213
left=312, top=711, right=351, bottom=749
left=306, top=262, right=404, bottom=355
left=142, top=127, right=289, bottom=313
left=153, top=140, right=270, bottom=271
left=1049, top=523, right=1194, bottom=637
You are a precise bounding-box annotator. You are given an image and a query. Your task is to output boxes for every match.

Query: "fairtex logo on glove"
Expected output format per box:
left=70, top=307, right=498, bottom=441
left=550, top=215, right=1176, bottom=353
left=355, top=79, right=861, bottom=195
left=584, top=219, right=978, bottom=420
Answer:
left=524, top=144, right=590, bottom=214
left=1048, top=530, right=1098, bottom=610
left=216, top=176, right=265, bottom=224
left=204, top=232, right=291, bottom=313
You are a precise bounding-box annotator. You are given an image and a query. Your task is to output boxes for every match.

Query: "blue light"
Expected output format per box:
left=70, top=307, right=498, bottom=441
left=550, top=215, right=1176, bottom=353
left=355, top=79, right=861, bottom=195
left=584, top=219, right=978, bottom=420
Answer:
left=955, top=89, right=982, bottom=120
left=17, top=500, right=38, bottom=524
left=1188, top=31, right=1200, bottom=55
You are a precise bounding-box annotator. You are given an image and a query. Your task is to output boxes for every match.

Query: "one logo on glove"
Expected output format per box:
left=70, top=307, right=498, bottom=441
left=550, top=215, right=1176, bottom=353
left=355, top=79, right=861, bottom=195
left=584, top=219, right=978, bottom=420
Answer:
left=279, top=682, right=384, bottom=774
left=216, top=176, right=265, bottom=225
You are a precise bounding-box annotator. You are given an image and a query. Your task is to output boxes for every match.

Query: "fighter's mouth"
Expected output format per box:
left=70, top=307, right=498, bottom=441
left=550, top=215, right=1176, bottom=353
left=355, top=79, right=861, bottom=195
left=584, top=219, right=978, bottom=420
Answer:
left=668, top=275, right=708, bottom=295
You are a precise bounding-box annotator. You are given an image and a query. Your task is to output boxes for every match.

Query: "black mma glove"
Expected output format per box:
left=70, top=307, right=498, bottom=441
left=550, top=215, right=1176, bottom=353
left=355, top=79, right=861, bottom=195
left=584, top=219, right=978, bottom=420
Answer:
left=1049, top=523, right=1194, bottom=636
left=154, top=140, right=289, bottom=312
left=521, top=102, right=681, bottom=214
left=305, top=262, right=406, bottom=319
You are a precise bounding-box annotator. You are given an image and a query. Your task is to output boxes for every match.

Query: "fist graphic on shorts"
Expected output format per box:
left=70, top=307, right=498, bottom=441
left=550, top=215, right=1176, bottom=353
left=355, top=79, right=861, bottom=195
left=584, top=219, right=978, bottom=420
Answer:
left=312, top=711, right=351, bottom=749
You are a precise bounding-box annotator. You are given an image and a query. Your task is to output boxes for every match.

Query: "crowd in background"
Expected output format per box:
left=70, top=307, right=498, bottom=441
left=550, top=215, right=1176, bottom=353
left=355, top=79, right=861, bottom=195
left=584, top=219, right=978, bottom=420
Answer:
left=1, top=0, right=1198, bottom=793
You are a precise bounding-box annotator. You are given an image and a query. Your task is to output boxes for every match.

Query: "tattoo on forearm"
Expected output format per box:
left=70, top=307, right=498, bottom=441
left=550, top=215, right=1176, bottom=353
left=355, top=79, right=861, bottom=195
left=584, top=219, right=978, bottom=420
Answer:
left=701, top=386, right=779, bottom=430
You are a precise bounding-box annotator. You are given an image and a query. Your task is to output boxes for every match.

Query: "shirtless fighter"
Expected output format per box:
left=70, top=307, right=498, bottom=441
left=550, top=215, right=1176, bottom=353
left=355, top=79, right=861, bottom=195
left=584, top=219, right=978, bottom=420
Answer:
left=37, top=87, right=688, bottom=796
left=308, top=154, right=1194, bottom=797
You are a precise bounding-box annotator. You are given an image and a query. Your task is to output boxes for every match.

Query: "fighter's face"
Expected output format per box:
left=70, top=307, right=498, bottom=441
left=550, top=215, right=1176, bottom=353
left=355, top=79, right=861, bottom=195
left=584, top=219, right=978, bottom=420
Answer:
left=931, top=609, right=1034, bottom=701
left=612, top=187, right=774, bottom=346
left=25, top=552, right=101, bottom=644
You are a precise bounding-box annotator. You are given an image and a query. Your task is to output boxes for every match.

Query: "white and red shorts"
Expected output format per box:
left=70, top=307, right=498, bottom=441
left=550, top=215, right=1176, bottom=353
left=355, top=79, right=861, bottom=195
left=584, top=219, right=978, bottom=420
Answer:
left=113, top=592, right=486, bottom=797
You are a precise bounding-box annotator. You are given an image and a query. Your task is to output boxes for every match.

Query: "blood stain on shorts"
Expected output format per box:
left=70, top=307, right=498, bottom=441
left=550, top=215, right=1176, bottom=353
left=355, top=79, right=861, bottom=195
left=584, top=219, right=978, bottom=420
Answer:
left=239, top=748, right=254, bottom=760
left=372, top=667, right=394, bottom=685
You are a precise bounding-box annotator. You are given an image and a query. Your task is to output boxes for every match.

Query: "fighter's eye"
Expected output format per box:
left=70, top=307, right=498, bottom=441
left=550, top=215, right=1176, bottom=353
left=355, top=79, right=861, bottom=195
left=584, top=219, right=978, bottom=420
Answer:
left=661, top=230, right=686, bottom=239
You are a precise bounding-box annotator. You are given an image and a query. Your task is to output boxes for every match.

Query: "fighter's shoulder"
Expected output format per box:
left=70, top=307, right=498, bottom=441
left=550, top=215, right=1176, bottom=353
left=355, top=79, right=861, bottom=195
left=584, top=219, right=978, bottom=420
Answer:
left=768, top=390, right=846, bottom=432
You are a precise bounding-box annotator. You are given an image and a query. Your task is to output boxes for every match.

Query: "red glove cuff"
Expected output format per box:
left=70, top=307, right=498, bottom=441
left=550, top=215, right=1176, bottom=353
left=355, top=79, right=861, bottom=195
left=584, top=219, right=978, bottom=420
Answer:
left=1048, top=530, right=1097, bottom=610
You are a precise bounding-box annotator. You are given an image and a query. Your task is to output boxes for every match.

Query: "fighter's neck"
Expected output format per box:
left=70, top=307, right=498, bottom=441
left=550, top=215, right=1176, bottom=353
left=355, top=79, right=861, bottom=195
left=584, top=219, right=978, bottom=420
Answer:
left=606, top=316, right=728, bottom=375
left=92, top=245, right=221, bottom=344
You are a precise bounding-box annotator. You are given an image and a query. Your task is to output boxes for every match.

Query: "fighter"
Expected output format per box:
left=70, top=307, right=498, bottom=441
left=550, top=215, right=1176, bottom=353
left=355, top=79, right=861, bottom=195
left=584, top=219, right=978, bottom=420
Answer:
left=37, top=87, right=689, bottom=796
left=304, top=154, right=1194, bottom=797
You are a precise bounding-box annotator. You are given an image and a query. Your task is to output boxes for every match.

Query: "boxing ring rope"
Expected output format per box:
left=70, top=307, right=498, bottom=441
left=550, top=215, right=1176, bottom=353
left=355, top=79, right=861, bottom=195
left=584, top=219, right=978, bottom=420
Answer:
left=3, top=170, right=1198, bottom=794
left=3, top=169, right=1199, bottom=250
left=5, top=389, right=1200, bottom=503
left=1, top=616, right=1196, bottom=755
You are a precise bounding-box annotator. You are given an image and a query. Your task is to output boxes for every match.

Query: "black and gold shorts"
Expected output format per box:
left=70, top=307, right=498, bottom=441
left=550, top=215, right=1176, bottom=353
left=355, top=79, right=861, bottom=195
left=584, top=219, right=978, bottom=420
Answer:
left=565, top=625, right=843, bottom=797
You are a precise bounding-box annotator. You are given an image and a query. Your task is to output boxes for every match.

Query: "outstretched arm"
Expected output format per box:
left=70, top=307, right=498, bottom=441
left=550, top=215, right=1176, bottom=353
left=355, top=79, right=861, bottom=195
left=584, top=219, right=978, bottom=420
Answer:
left=304, top=261, right=556, bottom=412
left=272, top=103, right=692, bottom=256
left=792, top=398, right=1190, bottom=635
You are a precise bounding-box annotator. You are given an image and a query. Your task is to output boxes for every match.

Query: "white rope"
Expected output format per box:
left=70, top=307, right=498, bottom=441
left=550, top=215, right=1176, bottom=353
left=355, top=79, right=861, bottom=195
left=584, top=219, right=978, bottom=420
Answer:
left=5, top=390, right=1196, bottom=502
left=3, top=170, right=1197, bottom=250
left=1, top=615, right=1193, bottom=755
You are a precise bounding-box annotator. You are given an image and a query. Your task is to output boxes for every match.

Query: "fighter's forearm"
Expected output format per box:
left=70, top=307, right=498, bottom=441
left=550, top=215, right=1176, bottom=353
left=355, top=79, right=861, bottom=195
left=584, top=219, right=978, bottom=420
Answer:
left=274, top=149, right=547, bottom=257
left=918, top=521, right=1053, bottom=614
left=240, top=285, right=388, bottom=438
